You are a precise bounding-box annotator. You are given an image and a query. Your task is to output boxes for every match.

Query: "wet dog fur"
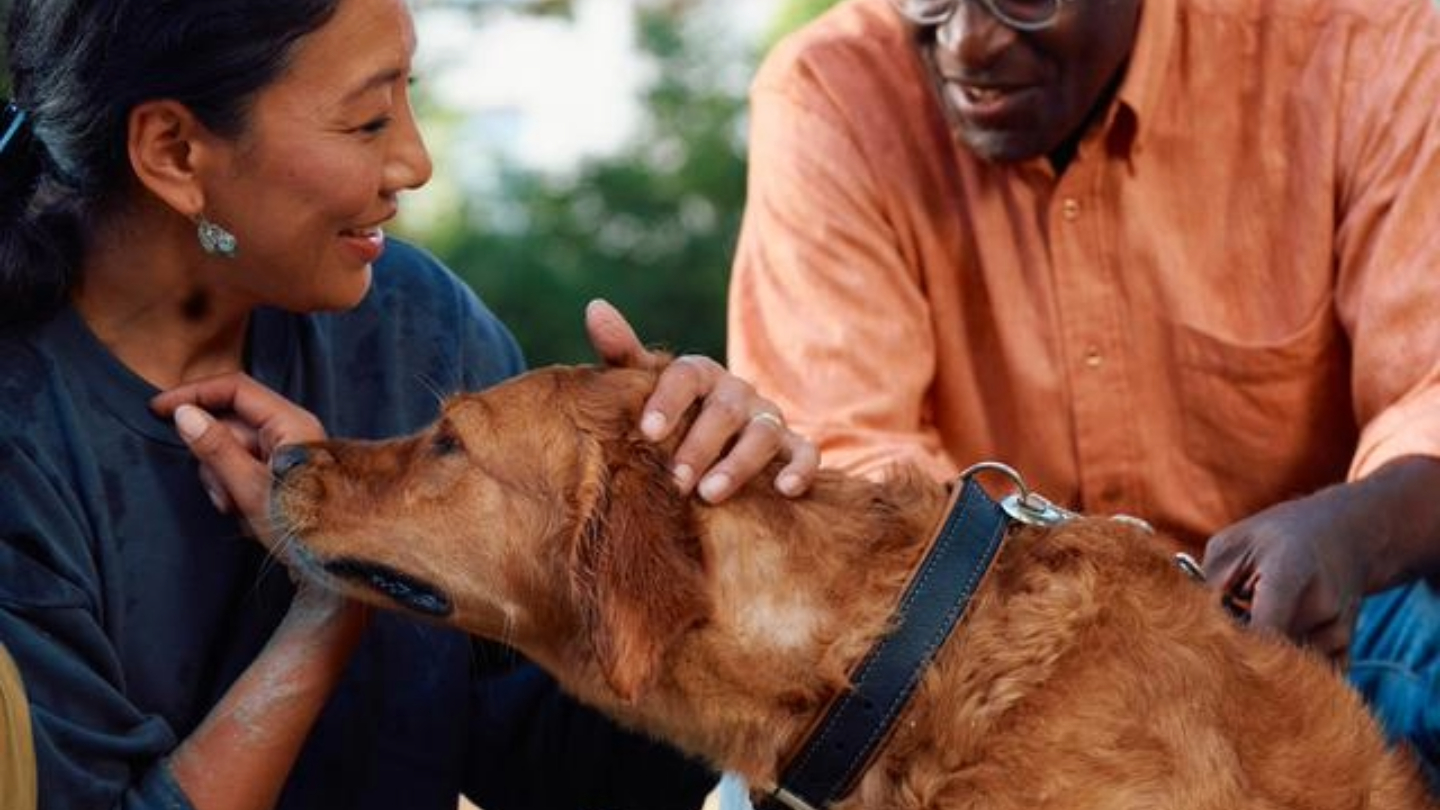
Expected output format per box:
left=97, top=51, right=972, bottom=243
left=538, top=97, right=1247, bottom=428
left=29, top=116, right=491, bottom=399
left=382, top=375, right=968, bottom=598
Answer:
left=269, top=364, right=1435, bottom=810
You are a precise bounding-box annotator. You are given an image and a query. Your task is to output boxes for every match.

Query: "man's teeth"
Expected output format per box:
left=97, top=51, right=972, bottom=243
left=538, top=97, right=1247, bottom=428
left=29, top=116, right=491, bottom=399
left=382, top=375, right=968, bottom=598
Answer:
left=964, top=86, right=1006, bottom=103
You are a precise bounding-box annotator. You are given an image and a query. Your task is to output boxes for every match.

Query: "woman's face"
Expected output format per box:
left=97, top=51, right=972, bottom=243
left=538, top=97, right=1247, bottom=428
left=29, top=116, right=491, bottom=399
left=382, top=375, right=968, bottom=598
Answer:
left=201, top=0, right=432, bottom=312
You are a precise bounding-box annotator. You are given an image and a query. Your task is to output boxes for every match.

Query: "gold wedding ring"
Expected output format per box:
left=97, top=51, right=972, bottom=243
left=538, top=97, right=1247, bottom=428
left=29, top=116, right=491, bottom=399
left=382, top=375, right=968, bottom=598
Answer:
left=749, top=411, right=785, bottom=431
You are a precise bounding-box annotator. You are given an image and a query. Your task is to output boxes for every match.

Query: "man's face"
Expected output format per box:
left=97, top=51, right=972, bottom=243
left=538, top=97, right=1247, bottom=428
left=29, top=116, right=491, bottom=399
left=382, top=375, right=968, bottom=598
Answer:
left=921, top=0, right=1143, bottom=163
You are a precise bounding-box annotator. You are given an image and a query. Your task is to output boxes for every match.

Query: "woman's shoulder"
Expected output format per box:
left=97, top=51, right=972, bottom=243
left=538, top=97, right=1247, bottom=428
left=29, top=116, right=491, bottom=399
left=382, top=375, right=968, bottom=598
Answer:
left=0, top=329, right=66, bottom=439
left=366, top=238, right=467, bottom=308
left=322, top=237, right=526, bottom=391
left=367, top=240, right=500, bottom=328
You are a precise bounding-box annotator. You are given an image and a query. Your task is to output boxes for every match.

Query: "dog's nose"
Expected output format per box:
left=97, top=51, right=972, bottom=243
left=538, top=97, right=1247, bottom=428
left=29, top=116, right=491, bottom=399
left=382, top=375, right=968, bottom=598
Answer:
left=271, top=444, right=310, bottom=480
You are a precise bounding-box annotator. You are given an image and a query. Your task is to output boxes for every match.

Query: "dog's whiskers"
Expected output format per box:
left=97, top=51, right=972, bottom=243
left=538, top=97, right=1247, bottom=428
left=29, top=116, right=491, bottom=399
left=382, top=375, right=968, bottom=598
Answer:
left=412, top=373, right=451, bottom=410
left=500, top=610, right=517, bottom=653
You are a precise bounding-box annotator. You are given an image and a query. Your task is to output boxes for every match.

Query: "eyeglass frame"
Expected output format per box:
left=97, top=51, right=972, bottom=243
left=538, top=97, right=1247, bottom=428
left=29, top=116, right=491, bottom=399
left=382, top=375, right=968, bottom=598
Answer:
left=889, top=0, right=1076, bottom=32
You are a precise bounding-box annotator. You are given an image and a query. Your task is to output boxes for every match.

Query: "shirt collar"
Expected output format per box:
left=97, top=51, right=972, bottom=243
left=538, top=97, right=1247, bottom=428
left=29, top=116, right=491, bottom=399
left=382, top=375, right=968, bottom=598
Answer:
left=1113, top=0, right=1178, bottom=143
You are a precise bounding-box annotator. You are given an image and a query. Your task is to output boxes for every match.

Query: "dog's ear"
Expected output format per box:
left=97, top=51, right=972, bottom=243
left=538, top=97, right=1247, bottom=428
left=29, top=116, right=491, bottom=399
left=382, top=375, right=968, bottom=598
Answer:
left=567, top=372, right=709, bottom=703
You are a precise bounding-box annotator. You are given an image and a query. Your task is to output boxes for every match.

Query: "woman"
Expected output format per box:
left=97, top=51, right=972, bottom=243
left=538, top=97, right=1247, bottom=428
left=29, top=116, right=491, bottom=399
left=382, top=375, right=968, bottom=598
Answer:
left=0, top=1, right=816, bottom=808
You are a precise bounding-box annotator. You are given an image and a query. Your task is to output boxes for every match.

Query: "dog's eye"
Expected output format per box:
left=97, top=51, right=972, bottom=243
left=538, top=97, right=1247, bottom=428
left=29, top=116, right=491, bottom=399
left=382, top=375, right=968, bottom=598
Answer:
left=431, top=431, right=464, bottom=457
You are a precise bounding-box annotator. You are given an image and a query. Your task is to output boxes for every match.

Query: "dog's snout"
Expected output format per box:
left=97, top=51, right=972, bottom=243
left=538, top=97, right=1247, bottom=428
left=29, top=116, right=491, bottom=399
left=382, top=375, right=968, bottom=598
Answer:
left=271, top=444, right=311, bottom=480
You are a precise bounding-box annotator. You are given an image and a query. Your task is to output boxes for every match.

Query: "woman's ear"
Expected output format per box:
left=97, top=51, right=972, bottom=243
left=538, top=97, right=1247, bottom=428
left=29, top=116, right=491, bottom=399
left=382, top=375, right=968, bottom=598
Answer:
left=126, top=99, right=216, bottom=218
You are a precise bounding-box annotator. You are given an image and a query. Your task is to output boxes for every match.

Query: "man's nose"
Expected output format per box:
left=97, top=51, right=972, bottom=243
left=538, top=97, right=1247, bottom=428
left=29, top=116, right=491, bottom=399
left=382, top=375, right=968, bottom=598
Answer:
left=935, top=0, right=1017, bottom=71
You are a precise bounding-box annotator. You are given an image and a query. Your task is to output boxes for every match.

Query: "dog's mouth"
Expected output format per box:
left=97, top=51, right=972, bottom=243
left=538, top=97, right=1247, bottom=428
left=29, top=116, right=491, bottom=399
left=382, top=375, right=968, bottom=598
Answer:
left=323, top=557, right=454, bottom=618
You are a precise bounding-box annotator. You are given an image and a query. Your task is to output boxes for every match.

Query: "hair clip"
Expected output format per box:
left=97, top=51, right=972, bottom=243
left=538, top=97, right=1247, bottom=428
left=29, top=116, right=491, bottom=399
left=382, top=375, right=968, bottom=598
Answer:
left=0, top=102, right=32, bottom=159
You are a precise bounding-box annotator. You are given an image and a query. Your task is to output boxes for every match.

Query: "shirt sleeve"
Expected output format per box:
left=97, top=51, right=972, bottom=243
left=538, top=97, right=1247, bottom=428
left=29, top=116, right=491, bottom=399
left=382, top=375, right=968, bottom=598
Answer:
left=0, top=441, right=193, bottom=810
left=727, top=60, right=958, bottom=482
left=463, top=663, right=715, bottom=810
left=1334, top=7, right=1440, bottom=481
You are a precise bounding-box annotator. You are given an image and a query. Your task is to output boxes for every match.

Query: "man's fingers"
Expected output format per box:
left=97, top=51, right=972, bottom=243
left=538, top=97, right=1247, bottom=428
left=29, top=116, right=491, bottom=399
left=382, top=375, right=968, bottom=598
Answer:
left=774, top=431, right=820, bottom=497
left=585, top=299, right=663, bottom=371
left=1246, top=571, right=1306, bottom=639
left=691, top=411, right=790, bottom=503
left=642, top=355, right=728, bottom=441
left=1303, top=615, right=1354, bottom=665
left=1199, top=531, right=1248, bottom=587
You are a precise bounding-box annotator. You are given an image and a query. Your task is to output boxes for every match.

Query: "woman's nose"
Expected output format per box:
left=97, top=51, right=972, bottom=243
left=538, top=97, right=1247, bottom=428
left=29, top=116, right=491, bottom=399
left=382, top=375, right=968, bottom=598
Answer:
left=387, top=104, right=434, bottom=193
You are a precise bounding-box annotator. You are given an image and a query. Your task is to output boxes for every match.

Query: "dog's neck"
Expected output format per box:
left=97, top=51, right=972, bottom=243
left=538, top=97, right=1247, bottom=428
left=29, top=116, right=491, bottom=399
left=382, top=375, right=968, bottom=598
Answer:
left=573, top=469, right=953, bottom=786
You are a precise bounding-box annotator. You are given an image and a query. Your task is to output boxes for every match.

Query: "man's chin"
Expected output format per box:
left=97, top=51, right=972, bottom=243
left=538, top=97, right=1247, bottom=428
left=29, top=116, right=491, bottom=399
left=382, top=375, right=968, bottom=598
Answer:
left=956, top=127, right=1052, bottom=165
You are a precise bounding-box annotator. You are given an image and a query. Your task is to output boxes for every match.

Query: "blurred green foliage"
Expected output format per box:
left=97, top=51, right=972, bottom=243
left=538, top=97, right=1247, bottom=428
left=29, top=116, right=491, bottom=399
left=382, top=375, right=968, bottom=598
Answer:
left=405, top=0, right=841, bottom=367
left=765, top=0, right=846, bottom=49
left=413, top=6, right=747, bottom=365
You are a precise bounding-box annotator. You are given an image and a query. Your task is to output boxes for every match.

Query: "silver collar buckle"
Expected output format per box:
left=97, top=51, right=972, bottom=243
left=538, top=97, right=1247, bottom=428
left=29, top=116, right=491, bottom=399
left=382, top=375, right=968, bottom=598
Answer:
left=960, top=461, right=1077, bottom=528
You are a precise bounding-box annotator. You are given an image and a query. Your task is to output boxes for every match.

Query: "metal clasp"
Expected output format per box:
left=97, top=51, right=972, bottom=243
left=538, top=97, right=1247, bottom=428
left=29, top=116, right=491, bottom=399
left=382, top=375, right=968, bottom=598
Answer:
left=960, top=461, right=1077, bottom=528
left=767, top=788, right=820, bottom=810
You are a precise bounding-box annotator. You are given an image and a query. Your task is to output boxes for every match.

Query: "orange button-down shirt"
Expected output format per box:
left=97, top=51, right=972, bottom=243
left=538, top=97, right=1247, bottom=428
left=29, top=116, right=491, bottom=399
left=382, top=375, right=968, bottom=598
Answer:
left=728, top=0, right=1440, bottom=549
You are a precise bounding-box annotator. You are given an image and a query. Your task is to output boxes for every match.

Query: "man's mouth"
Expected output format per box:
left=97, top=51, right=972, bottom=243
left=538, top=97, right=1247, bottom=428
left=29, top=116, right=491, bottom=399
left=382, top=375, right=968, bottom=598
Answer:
left=960, top=84, right=1012, bottom=104
left=942, top=80, right=1039, bottom=124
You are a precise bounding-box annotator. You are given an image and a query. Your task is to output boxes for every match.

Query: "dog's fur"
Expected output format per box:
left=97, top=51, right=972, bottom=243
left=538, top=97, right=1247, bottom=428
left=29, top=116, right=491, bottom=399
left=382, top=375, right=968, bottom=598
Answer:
left=270, top=364, right=1434, bottom=809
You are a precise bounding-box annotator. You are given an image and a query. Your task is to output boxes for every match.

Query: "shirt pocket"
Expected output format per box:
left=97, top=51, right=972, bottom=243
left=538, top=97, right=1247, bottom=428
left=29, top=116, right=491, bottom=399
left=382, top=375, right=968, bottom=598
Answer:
left=1165, top=297, right=1355, bottom=522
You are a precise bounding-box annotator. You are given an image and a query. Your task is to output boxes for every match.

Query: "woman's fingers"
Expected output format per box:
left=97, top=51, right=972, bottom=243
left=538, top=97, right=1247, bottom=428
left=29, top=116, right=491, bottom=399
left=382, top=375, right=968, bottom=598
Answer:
left=585, top=298, right=665, bottom=371
left=153, top=372, right=325, bottom=454
left=173, top=405, right=272, bottom=537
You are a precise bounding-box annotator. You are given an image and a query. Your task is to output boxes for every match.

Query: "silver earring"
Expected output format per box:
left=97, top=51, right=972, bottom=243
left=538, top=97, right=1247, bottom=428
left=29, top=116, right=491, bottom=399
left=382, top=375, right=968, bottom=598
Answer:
left=197, top=216, right=239, bottom=259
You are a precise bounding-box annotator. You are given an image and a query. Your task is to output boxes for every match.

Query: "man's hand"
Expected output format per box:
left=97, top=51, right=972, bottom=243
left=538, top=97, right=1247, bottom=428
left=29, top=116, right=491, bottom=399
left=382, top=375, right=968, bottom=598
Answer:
left=585, top=298, right=819, bottom=503
left=1202, top=456, right=1440, bottom=663
left=1202, top=492, right=1369, bottom=662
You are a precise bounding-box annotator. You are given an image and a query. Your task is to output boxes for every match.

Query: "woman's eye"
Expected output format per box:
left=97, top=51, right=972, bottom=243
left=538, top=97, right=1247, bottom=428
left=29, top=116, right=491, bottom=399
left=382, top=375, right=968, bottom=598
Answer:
left=357, top=116, right=393, bottom=135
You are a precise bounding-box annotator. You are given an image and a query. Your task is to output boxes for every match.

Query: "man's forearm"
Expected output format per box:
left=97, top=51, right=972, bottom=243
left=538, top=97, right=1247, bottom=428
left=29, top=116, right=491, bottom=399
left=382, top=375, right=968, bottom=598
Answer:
left=1355, top=455, right=1440, bottom=592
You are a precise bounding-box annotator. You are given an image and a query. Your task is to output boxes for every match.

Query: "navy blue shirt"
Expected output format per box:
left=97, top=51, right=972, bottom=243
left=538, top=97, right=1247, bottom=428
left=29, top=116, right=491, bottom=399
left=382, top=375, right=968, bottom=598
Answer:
left=0, top=241, right=712, bottom=809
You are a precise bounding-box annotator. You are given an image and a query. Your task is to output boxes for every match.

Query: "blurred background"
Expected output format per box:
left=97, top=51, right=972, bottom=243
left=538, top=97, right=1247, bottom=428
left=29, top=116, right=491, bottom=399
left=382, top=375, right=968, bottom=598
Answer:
left=399, top=0, right=839, bottom=366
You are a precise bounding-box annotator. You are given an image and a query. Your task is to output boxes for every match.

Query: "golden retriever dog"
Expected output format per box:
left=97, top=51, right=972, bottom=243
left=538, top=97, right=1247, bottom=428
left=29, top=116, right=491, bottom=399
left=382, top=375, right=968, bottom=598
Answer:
left=269, top=364, right=1434, bottom=810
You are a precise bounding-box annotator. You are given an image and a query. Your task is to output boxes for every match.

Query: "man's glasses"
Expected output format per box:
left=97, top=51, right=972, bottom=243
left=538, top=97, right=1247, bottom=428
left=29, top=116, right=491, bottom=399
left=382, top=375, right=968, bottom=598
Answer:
left=889, top=0, right=1073, bottom=32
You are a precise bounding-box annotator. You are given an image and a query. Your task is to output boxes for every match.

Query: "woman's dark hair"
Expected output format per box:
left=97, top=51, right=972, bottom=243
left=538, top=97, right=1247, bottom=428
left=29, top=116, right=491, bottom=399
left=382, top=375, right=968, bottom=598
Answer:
left=0, top=0, right=342, bottom=328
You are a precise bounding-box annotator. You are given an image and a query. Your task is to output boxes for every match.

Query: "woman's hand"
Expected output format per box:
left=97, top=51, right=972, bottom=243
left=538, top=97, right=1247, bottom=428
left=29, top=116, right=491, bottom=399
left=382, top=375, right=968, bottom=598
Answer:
left=152, top=374, right=367, bottom=810
left=585, top=299, right=820, bottom=503
left=151, top=373, right=325, bottom=547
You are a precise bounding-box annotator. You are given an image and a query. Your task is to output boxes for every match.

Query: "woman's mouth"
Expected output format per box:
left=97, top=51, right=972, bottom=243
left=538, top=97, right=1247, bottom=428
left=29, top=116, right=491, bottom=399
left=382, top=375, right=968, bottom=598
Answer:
left=339, top=226, right=386, bottom=264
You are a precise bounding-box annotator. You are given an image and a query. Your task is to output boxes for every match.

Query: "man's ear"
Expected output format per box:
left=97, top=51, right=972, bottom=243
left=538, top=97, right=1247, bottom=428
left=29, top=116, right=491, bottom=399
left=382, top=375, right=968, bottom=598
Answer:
left=126, top=99, right=219, bottom=219
left=568, top=433, right=709, bottom=703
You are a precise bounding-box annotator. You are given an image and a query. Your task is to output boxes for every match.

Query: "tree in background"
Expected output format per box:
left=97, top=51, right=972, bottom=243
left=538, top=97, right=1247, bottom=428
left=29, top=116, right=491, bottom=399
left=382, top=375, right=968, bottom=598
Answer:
left=408, top=4, right=747, bottom=365
left=765, top=0, right=843, bottom=50
left=403, top=0, right=840, bottom=367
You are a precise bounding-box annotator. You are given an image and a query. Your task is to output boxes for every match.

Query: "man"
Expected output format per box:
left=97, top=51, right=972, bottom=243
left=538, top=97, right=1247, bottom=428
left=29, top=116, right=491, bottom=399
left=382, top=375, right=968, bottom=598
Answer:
left=728, top=0, right=1440, bottom=786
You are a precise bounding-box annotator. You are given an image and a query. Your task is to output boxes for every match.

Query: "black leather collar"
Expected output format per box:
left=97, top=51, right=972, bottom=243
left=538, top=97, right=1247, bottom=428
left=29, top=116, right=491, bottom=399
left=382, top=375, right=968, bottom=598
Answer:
left=754, top=474, right=1011, bottom=810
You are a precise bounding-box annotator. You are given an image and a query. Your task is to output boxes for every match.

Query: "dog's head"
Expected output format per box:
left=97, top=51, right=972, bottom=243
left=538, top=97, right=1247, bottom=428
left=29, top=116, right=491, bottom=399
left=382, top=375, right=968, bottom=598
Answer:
left=269, top=364, right=709, bottom=701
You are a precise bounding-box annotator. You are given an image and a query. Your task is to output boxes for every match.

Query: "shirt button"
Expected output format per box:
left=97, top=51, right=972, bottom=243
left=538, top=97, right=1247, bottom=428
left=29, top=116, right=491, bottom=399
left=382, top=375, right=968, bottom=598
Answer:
left=1084, top=347, right=1103, bottom=368
left=1062, top=198, right=1081, bottom=221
